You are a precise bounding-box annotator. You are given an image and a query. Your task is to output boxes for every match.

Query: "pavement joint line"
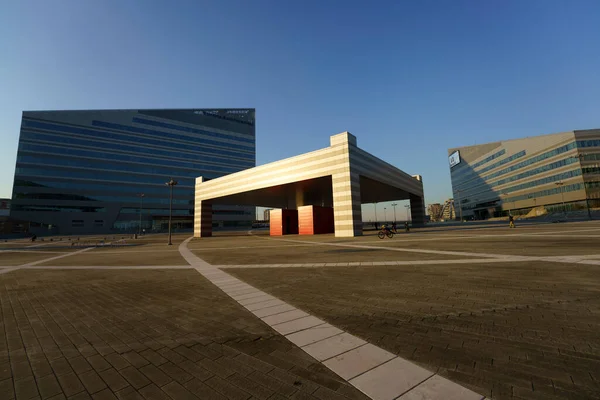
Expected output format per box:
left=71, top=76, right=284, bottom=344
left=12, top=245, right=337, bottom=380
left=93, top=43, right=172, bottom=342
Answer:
left=18, top=265, right=193, bottom=269
left=0, top=267, right=20, bottom=275
left=179, top=236, right=486, bottom=400
left=256, top=235, right=523, bottom=259
left=320, top=341, right=369, bottom=362
left=392, top=373, right=438, bottom=400
left=19, top=245, right=95, bottom=267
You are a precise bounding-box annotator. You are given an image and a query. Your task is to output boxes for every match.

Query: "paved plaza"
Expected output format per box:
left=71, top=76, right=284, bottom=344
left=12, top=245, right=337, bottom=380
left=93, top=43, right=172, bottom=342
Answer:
left=1, top=222, right=599, bottom=399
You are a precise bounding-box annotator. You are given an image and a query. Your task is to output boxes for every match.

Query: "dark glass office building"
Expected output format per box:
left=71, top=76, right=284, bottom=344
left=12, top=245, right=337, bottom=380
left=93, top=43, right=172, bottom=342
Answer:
left=10, top=109, right=256, bottom=235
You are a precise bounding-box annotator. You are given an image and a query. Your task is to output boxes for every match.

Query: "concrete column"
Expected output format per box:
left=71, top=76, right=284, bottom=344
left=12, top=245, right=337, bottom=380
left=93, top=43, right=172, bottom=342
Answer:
left=194, top=200, right=212, bottom=237
left=194, top=177, right=212, bottom=238
left=410, top=194, right=426, bottom=227
left=331, top=132, right=362, bottom=237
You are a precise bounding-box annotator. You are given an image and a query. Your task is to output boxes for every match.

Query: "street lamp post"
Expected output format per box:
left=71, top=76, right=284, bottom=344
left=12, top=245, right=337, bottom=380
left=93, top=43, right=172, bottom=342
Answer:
left=391, top=203, right=398, bottom=222
left=383, top=207, right=387, bottom=223
left=455, top=189, right=463, bottom=222
left=404, top=204, right=410, bottom=222
left=166, top=178, right=178, bottom=245
left=138, top=193, right=145, bottom=236
left=555, top=181, right=566, bottom=215
left=570, top=154, right=592, bottom=220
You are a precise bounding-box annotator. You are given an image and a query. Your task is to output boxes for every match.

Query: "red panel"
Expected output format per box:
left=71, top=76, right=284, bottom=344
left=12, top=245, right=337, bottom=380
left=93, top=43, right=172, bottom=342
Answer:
left=270, top=209, right=283, bottom=236
left=298, top=206, right=334, bottom=235
left=298, top=206, right=314, bottom=235
left=270, top=209, right=298, bottom=236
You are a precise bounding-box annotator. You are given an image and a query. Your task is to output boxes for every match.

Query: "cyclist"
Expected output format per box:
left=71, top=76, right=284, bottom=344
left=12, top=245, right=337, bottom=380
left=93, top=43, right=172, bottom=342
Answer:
left=381, top=224, right=392, bottom=235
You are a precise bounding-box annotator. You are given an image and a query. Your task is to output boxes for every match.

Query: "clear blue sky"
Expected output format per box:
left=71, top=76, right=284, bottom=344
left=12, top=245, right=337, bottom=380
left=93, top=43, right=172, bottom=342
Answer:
left=1, top=0, right=599, bottom=221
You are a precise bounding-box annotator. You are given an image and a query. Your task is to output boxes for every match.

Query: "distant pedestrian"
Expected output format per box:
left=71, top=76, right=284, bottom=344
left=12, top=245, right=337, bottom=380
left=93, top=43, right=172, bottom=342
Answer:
left=509, top=214, right=515, bottom=228
left=404, top=222, right=410, bottom=232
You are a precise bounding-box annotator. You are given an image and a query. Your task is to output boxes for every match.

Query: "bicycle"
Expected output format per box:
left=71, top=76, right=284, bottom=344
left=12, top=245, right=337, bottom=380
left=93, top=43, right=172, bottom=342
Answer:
left=377, top=228, right=394, bottom=239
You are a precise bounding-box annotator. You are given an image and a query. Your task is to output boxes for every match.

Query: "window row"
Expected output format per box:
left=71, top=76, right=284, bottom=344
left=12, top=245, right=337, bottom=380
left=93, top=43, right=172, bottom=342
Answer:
left=585, top=181, right=600, bottom=189
left=13, top=179, right=195, bottom=197
left=132, top=117, right=254, bottom=144
left=483, top=143, right=578, bottom=181
left=17, top=152, right=233, bottom=178
left=23, top=119, right=255, bottom=162
left=118, top=207, right=191, bottom=215
left=212, top=210, right=252, bottom=215
left=12, top=205, right=107, bottom=213
left=15, top=167, right=196, bottom=187
left=456, top=156, right=579, bottom=199
left=582, top=167, right=600, bottom=174
left=577, top=139, right=600, bottom=148
left=20, top=132, right=253, bottom=169
left=452, top=150, right=527, bottom=184
left=92, top=120, right=255, bottom=151
left=23, top=119, right=255, bottom=154
left=505, top=182, right=583, bottom=204
left=495, top=169, right=581, bottom=197
left=13, top=192, right=191, bottom=205
left=470, top=149, right=506, bottom=170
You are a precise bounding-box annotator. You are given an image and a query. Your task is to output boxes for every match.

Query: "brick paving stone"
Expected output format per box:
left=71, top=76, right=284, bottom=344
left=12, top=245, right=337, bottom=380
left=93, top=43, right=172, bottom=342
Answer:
left=15, top=376, right=39, bottom=399
left=178, top=360, right=213, bottom=382
left=161, top=381, right=200, bottom=399
left=227, top=373, right=275, bottom=399
left=91, top=388, right=118, bottom=400
left=137, top=384, right=171, bottom=400
left=103, top=355, right=130, bottom=372
left=114, top=386, right=143, bottom=400
left=118, top=367, right=150, bottom=390
left=0, top=377, right=15, bottom=399
left=56, top=372, right=85, bottom=397
left=47, top=394, right=67, bottom=400
left=86, top=356, right=111, bottom=373
left=138, top=350, right=167, bottom=367
left=67, top=357, right=93, bottom=375
left=120, top=353, right=148, bottom=369
left=12, top=360, right=34, bottom=381
left=78, top=370, right=108, bottom=394
left=37, top=374, right=63, bottom=399
left=205, top=376, right=252, bottom=400
left=98, top=368, right=129, bottom=392
left=182, top=379, right=227, bottom=400
left=69, top=392, right=93, bottom=400
left=139, top=364, right=172, bottom=387
left=0, top=268, right=369, bottom=400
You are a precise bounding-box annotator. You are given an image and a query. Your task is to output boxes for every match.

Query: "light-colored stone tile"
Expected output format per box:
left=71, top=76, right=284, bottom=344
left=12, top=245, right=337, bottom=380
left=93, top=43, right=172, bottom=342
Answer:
left=286, top=324, right=343, bottom=347
left=253, top=303, right=296, bottom=318
left=271, top=315, right=325, bottom=335
left=398, top=374, right=484, bottom=400
left=232, top=291, right=269, bottom=301
left=238, top=294, right=274, bottom=306
left=261, top=309, right=308, bottom=325
left=349, top=357, right=434, bottom=400
left=323, top=343, right=395, bottom=380
left=225, top=287, right=258, bottom=296
left=302, top=333, right=366, bottom=361
left=245, top=299, right=285, bottom=311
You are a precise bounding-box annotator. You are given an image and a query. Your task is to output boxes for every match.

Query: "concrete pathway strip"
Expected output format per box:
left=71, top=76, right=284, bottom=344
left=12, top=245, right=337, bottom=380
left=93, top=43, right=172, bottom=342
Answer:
left=179, top=236, right=485, bottom=400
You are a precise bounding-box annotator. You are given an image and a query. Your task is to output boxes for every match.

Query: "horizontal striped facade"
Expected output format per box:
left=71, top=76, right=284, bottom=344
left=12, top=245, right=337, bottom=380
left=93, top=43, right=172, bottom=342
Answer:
left=449, top=129, right=600, bottom=219
left=195, top=132, right=424, bottom=237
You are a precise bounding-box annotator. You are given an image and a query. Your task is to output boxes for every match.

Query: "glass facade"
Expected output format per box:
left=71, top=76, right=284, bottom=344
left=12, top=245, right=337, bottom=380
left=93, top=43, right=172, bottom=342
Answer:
left=10, top=109, right=256, bottom=234
left=449, top=130, right=600, bottom=219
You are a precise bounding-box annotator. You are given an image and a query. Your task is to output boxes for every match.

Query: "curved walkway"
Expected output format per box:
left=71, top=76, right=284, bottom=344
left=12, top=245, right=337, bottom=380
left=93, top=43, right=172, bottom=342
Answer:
left=180, top=237, right=486, bottom=400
